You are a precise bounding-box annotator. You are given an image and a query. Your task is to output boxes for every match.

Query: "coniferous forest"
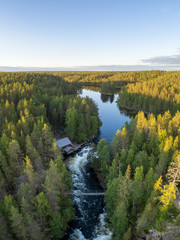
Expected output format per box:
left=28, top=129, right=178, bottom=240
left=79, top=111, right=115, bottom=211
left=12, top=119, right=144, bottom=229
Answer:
left=88, top=71, right=180, bottom=239
left=92, top=111, right=180, bottom=239
left=118, top=71, right=180, bottom=115
left=0, top=72, right=101, bottom=239
left=0, top=71, right=180, bottom=239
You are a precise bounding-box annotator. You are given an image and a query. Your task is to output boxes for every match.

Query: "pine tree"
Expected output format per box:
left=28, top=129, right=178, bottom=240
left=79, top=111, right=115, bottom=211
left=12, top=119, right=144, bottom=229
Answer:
left=0, top=211, right=12, bottom=240
left=97, top=139, right=110, bottom=178
left=44, top=156, right=73, bottom=213
left=44, top=160, right=62, bottom=211
left=77, top=113, right=86, bottom=142
left=105, top=178, right=120, bottom=218
left=34, top=192, right=50, bottom=224
left=156, top=152, right=170, bottom=177
left=10, top=206, right=27, bottom=240
left=17, top=183, right=34, bottom=213
left=144, top=168, right=158, bottom=201
left=0, top=133, right=10, bottom=156
left=7, top=140, right=23, bottom=175
left=111, top=201, right=129, bottom=239
left=0, top=170, right=5, bottom=198
left=26, top=135, right=43, bottom=172
left=133, top=151, right=148, bottom=174
left=42, top=123, right=54, bottom=162
left=24, top=155, right=38, bottom=194
left=121, top=127, right=128, bottom=149
left=111, top=129, right=121, bottom=157
left=50, top=211, right=64, bottom=239
left=91, top=116, right=98, bottom=135
left=136, top=203, right=157, bottom=235
left=0, top=151, right=13, bottom=185
left=126, top=149, right=135, bottom=168
left=31, top=122, right=42, bottom=148
left=66, top=107, right=78, bottom=141
left=117, top=172, right=132, bottom=208
left=4, top=195, right=16, bottom=219
left=132, top=166, right=144, bottom=213
left=108, top=153, right=120, bottom=181
left=21, top=197, right=43, bottom=240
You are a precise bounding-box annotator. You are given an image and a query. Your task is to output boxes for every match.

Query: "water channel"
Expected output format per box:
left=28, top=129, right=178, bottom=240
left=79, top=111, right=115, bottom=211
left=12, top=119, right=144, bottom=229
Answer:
left=64, top=89, right=131, bottom=240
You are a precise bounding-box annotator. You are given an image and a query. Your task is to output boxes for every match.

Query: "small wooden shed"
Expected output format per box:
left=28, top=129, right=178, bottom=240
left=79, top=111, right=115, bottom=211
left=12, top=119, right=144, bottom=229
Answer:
left=56, top=137, right=72, bottom=149
left=56, top=137, right=82, bottom=155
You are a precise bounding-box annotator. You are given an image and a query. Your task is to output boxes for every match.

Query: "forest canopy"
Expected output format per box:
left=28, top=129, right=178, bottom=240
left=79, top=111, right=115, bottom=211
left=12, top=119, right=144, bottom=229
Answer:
left=1, top=70, right=180, bottom=239
left=91, top=111, right=180, bottom=239
left=0, top=72, right=101, bottom=239
left=118, top=71, right=180, bottom=115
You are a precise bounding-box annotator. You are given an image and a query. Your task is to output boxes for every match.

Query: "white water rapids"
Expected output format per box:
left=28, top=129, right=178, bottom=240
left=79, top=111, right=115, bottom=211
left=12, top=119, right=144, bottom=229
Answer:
left=66, top=146, right=113, bottom=240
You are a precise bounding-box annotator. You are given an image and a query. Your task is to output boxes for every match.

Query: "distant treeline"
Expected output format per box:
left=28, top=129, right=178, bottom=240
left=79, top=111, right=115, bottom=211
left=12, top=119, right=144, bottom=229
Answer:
left=53, top=70, right=164, bottom=83
left=0, top=72, right=101, bottom=239
left=54, top=70, right=166, bottom=95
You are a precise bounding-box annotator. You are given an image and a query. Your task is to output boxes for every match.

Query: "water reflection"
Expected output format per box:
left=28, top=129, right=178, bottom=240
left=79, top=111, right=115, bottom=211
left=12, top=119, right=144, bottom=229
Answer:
left=80, top=88, right=131, bottom=142
left=109, top=94, right=114, bottom=103
left=100, top=93, right=114, bottom=103
left=117, top=105, right=137, bottom=118
left=100, top=94, right=109, bottom=103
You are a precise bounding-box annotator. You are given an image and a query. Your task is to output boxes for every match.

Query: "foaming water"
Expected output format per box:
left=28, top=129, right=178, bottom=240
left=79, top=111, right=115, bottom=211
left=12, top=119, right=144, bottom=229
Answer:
left=66, top=146, right=112, bottom=240
left=70, top=229, right=86, bottom=240
left=93, top=210, right=113, bottom=240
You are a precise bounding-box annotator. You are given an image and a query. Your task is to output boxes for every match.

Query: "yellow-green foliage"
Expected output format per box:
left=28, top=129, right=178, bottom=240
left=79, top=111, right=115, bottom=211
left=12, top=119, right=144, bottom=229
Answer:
left=154, top=176, right=163, bottom=193
left=159, top=182, right=176, bottom=211
left=100, top=109, right=180, bottom=238
left=53, top=70, right=164, bottom=83
left=118, top=71, right=180, bottom=115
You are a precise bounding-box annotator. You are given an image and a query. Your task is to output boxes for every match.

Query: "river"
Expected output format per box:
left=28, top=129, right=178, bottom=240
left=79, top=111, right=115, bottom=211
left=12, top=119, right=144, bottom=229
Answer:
left=64, top=89, right=131, bottom=240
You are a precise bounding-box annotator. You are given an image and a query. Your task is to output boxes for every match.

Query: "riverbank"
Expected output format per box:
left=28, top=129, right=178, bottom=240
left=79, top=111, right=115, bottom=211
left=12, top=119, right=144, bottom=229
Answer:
left=90, top=166, right=107, bottom=190
left=118, top=104, right=151, bottom=115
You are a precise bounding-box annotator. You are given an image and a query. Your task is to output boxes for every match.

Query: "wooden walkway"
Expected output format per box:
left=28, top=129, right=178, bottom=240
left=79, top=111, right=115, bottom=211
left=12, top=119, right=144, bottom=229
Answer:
left=65, top=192, right=105, bottom=196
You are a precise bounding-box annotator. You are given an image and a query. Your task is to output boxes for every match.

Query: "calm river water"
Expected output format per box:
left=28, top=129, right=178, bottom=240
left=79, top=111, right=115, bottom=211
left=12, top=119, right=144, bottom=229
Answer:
left=64, top=89, right=131, bottom=240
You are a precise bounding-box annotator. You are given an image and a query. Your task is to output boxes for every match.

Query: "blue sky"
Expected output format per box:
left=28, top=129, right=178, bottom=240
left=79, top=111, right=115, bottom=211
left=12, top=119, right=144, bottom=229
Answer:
left=0, top=0, right=180, bottom=71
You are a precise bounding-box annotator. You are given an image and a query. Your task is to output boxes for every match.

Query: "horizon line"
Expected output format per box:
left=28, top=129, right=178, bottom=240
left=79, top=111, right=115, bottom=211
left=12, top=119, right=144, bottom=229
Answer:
left=0, top=64, right=180, bottom=72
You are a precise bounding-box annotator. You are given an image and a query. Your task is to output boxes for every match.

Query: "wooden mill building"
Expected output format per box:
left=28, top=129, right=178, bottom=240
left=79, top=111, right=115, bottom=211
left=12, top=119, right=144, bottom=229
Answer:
left=56, top=137, right=81, bottom=155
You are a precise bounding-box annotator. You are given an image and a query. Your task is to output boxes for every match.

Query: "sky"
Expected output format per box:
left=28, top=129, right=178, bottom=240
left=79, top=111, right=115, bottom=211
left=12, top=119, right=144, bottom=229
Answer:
left=0, top=0, right=180, bottom=71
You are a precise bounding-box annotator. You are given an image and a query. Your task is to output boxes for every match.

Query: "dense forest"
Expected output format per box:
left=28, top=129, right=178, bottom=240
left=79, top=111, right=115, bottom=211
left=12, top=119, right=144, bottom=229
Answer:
left=85, top=70, right=180, bottom=239
left=0, top=72, right=101, bottom=239
left=1, top=70, right=180, bottom=240
left=118, top=71, right=180, bottom=115
left=53, top=70, right=164, bottom=84
left=90, top=111, right=180, bottom=239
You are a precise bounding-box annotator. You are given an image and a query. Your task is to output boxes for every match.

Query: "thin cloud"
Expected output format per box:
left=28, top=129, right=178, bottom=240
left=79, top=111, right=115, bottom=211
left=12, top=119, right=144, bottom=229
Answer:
left=142, top=54, right=180, bottom=65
